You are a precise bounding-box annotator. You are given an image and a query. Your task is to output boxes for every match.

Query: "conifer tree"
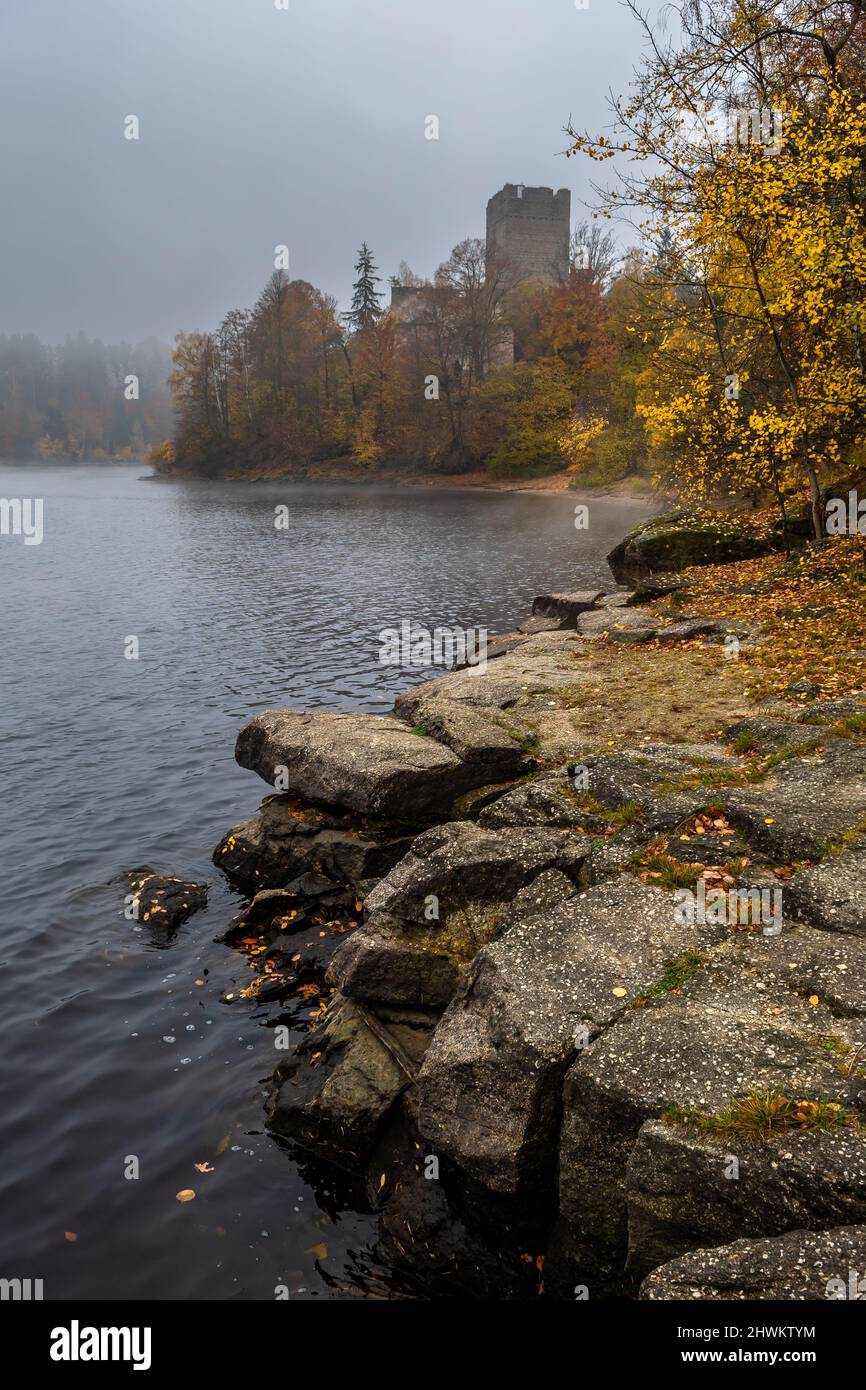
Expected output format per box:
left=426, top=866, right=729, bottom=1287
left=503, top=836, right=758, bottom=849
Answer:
left=343, top=242, right=383, bottom=333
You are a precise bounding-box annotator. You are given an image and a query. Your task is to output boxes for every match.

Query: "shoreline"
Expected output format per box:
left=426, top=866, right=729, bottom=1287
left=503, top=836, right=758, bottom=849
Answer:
left=147, top=460, right=660, bottom=506
left=198, top=523, right=866, bottom=1300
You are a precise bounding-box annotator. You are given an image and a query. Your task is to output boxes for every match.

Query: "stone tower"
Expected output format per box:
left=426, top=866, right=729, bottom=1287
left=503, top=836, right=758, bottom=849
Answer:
left=486, top=184, right=571, bottom=284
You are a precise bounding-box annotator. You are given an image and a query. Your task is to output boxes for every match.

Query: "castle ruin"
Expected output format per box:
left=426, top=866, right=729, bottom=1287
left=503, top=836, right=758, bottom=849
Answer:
left=486, top=183, right=571, bottom=285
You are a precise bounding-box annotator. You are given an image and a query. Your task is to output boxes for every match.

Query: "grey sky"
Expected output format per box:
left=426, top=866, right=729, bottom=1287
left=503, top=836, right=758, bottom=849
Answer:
left=0, top=0, right=656, bottom=344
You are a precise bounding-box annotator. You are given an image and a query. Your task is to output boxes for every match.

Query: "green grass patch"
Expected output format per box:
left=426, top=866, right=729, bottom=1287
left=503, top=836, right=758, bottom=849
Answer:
left=664, top=1090, right=854, bottom=1138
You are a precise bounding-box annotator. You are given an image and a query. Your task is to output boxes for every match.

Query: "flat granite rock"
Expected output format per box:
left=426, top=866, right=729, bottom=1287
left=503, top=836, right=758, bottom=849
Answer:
left=639, top=1226, right=866, bottom=1300
left=799, top=692, right=866, bottom=724
left=329, top=822, right=588, bottom=1007
left=717, top=740, right=866, bottom=861
left=417, top=877, right=704, bottom=1195
left=531, top=591, right=604, bottom=626
left=576, top=743, right=735, bottom=810
left=724, top=715, right=814, bottom=754
left=478, top=768, right=605, bottom=831
left=786, top=845, right=866, bottom=936
left=627, top=1120, right=866, bottom=1282
left=576, top=607, right=659, bottom=639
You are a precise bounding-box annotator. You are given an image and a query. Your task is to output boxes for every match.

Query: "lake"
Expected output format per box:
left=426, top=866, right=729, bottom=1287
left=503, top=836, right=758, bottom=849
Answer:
left=0, top=463, right=654, bottom=1300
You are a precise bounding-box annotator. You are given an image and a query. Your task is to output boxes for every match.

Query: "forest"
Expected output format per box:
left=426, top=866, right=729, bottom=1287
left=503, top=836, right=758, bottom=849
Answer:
left=0, top=333, right=173, bottom=462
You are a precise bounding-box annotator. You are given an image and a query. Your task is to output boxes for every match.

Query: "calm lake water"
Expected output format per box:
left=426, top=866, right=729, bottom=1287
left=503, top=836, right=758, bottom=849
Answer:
left=0, top=463, right=654, bottom=1301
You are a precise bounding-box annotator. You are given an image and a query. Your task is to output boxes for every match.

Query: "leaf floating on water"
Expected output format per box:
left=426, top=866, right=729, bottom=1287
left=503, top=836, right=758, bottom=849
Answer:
left=175, top=1189, right=196, bottom=1203
left=216, top=1134, right=230, bottom=1155
left=306, top=1242, right=328, bottom=1261
left=64, top=1231, right=78, bottom=1242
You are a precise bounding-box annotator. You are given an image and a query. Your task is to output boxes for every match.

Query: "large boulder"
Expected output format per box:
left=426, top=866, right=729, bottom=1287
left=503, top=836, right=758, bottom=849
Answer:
left=235, top=710, right=475, bottom=819
left=607, top=510, right=774, bottom=583
left=417, top=878, right=707, bottom=1196
left=640, top=1227, right=866, bottom=1300
left=389, top=692, right=529, bottom=783
left=330, top=822, right=586, bottom=1007
left=627, top=1121, right=866, bottom=1283
left=554, top=938, right=856, bottom=1289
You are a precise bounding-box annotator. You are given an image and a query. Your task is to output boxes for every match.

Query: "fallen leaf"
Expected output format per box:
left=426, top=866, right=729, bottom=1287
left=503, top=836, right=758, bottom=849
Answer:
left=64, top=1231, right=78, bottom=1242
left=306, top=1242, right=328, bottom=1261
left=194, top=1162, right=214, bottom=1173
left=175, top=1189, right=196, bottom=1203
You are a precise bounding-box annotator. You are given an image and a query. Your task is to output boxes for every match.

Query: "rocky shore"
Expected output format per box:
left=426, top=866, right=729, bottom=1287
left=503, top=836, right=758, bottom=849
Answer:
left=207, top=520, right=866, bottom=1300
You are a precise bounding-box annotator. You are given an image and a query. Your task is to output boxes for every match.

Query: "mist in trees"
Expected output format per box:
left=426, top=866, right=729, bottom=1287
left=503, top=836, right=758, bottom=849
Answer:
left=0, top=333, right=173, bottom=461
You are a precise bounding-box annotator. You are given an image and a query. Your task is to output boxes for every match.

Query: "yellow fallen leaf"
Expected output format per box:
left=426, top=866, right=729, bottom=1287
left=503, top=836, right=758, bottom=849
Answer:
left=175, top=1189, right=196, bottom=1203
left=808, top=995, right=820, bottom=1006
left=306, top=1242, right=328, bottom=1261
left=612, top=987, right=628, bottom=998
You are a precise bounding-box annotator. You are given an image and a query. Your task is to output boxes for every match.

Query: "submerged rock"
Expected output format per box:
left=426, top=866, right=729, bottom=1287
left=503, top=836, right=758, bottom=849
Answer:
left=268, top=993, right=437, bottom=1167
left=124, top=869, right=207, bottom=933
left=640, top=1227, right=866, bottom=1300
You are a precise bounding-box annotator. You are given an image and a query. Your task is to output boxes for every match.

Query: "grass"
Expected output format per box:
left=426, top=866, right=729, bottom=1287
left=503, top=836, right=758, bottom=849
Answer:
left=629, top=949, right=706, bottom=1008
left=664, top=1090, right=855, bottom=1138
left=572, top=794, right=644, bottom=833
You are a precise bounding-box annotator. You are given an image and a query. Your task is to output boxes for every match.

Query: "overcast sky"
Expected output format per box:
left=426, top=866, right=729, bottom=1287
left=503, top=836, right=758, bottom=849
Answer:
left=0, top=0, right=659, bottom=344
